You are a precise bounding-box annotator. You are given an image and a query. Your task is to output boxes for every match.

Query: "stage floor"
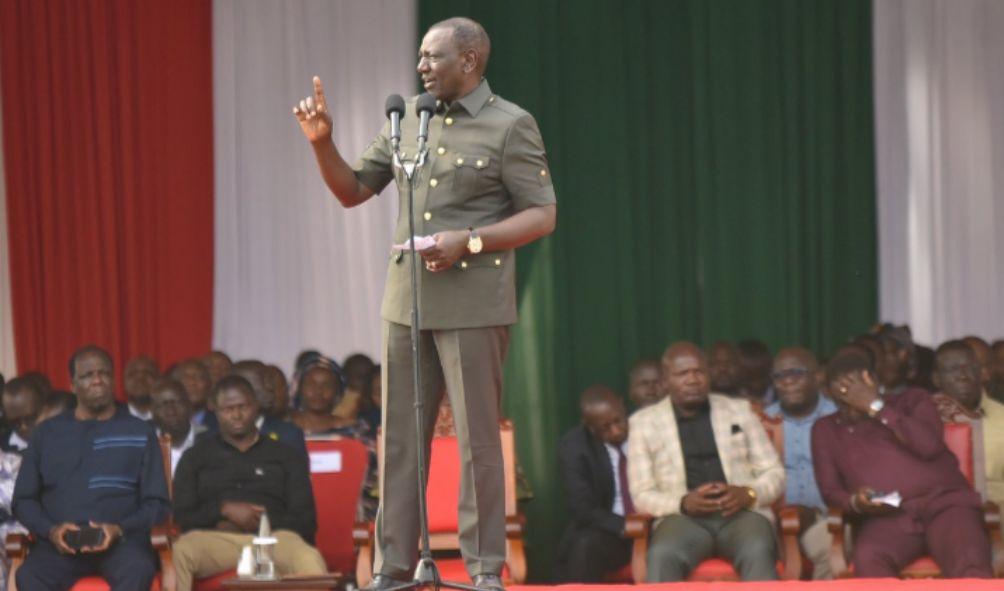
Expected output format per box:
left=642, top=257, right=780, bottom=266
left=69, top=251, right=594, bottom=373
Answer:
left=511, top=580, right=1003, bottom=591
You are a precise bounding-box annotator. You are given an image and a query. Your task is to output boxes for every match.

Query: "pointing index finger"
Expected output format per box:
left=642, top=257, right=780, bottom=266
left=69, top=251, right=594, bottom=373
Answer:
left=313, top=76, right=327, bottom=110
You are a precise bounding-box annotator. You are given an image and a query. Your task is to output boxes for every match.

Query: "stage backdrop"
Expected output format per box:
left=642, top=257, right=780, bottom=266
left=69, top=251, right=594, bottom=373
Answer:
left=210, top=0, right=413, bottom=371
left=420, top=0, right=877, bottom=579
left=0, top=0, right=213, bottom=389
left=874, top=0, right=1004, bottom=344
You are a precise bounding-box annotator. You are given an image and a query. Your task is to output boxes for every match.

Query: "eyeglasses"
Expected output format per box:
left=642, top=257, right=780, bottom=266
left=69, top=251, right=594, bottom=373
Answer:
left=771, top=368, right=810, bottom=381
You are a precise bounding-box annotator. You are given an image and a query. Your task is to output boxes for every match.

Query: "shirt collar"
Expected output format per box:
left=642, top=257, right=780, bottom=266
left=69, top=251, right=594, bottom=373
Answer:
left=446, top=79, right=492, bottom=118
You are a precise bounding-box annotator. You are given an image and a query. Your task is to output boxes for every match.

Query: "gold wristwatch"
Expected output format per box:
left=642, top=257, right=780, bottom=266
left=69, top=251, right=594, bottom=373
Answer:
left=745, top=487, right=758, bottom=508
left=467, top=227, right=483, bottom=254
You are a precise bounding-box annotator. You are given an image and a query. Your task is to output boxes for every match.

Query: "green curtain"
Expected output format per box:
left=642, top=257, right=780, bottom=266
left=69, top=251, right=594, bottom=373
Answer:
left=419, top=0, right=876, bottom=581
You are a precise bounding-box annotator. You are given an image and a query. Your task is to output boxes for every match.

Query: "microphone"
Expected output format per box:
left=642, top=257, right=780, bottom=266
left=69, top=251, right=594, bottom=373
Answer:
left=415, top=93, right=437, bottom=157
left=385, top=94, right=405, bottom=153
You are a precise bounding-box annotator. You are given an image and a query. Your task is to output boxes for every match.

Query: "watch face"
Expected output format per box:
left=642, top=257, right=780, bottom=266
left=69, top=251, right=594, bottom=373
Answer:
left=469, top=236, right=483, bottom=253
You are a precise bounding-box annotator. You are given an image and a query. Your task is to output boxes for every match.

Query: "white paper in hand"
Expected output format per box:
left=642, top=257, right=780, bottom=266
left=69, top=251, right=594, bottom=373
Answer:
left=393, top=235, right=437, bottom=251
left=871, top=491, right=902, bottom=507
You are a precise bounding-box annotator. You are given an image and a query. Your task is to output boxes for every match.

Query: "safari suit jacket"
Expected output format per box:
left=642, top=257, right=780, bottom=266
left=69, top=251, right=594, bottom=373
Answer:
left=353, top=79, right=556, bottom=329
left=627, top=394, right=785, bottom=523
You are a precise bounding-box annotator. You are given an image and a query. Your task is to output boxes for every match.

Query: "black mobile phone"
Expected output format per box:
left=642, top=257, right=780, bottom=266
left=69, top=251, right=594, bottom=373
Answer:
left=64, top=526, right=106, bottom=550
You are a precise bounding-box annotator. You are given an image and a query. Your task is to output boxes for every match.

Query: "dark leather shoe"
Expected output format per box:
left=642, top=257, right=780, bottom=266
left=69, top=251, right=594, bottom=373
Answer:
left=362, top=574, right=408, bottom=591
left=472, top=574, right=505, bottom=591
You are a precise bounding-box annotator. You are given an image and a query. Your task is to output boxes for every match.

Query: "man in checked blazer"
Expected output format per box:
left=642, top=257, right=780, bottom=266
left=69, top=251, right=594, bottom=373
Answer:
left=628, top=341, right=785, bottom=581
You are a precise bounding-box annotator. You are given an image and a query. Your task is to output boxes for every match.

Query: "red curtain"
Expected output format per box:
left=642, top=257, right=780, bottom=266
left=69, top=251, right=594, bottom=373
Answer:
left=1, top=0, right=213, bottom=392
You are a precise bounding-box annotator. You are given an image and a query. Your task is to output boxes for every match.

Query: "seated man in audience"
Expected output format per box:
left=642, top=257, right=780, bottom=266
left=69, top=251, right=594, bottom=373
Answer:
left=811, top=349, right=993, bottom=578
left=988, top=340, right=1004, bottom=403
left=263, top=364, right=291, bottom=421
left=737, top=339, right=774, bottom=407
left=202, top=351, right=233, bottom=390
left=763, top=348, right=836, bottom=579
left=123, top=355, right=160, bottom=421
left=707, top=341, right=742, bottom=398
left=876, top=324, right=929, bottom=395
left=628, top=358, right=662, bottom=410
left=150, top=378, right=205, bottom=477
left=629, top=342, right=784, bottom=582
left=930, top=340, right=1004, bottom=507
left=172, top=375, right=325, bottom=589
left=13, top=345, right=170, bottom=590
left=1, top=376, right=47, bottom=453
left=554, top=386, right=632, bottom=582
left=231, top=360, right=307, bottom=456
left=171, top=358, right=213, bottom=426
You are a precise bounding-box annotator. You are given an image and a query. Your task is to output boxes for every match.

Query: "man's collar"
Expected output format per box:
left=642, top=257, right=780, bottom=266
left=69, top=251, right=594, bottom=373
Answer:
left=446, top=79, right=492, bottom=118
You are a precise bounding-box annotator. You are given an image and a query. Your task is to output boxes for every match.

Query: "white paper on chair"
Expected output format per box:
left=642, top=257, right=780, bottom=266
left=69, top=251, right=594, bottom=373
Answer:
left=309, top=451, right=343, bottom=473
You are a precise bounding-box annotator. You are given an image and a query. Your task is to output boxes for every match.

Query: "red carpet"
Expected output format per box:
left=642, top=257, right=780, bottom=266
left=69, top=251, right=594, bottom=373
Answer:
left=511, top=581, right=1003, bottom=591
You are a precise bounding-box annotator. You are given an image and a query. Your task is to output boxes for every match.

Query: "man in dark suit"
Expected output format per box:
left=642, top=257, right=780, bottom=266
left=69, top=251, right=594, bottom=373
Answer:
left=554, top=385, right=632, bottom=582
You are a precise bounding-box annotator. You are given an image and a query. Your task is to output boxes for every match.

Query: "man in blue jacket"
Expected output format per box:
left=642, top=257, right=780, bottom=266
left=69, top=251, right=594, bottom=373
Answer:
left=13, top=345, right=170, bottom=590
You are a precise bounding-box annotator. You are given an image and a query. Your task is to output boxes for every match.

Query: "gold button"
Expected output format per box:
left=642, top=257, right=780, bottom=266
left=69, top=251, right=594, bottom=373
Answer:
left=540, top=169, right=548, bottom=176
left=460, top=261, right=468, bottom=269
left=445, top=117, right=454, bottom=126
left=494, top=258, right=502, bottom=266
left=430, top=179, right=438, bottom=188
left=456, top=158, right=464, bottom=165
left=437, top=147, right=446, bottom=155
left=476, top=159, right=484, bottom=167
left=423, top=212, right=432, bottom=221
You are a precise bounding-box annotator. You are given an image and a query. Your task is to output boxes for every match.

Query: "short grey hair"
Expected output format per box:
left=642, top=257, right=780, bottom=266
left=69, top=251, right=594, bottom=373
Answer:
left=430, top=17, right=491, bottom=75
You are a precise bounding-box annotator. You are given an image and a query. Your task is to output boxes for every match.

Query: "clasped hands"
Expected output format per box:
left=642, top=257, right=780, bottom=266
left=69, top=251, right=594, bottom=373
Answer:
left=681, top=482, right=754, bottom=517
left=48, top=521, right=122, bottom=555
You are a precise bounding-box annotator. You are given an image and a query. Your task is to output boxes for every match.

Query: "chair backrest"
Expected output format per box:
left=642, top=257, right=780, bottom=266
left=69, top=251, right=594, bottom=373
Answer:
left=943, top=422, right=974, bottom=487
left=306, top=437, right=370, bottom=573
left=425, top=420, right=517, bottom=535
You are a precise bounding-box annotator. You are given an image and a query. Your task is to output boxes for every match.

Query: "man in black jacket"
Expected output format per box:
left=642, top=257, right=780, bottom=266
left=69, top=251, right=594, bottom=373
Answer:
left=553, top=385, right=632, bottom=582
left=171, top=375, right=325, bottom=590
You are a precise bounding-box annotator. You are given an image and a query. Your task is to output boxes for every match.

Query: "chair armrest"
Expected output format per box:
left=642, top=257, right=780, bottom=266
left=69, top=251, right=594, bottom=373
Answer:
left=825, top=506, right=852, bottom=578
left=504, top=515, right=527, bottom=583
left=354, top=521, right=375, bottom=588
left=151, top=525, right=176, bottom=591
left=624, top=513, right=653, bottom=582
left=777, top=505, right=810, bottom=580
left=984, top=501, right=1003, bottom=577
left=4, top=531, right=31, bottom=561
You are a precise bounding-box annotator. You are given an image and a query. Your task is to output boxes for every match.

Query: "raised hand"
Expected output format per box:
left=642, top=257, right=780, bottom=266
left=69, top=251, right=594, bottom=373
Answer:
left=293, top=76, right=333, bottom=143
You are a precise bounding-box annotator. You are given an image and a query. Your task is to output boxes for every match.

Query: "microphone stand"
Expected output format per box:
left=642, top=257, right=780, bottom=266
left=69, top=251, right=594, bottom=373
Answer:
left=387, top=145, right=480, bottom=591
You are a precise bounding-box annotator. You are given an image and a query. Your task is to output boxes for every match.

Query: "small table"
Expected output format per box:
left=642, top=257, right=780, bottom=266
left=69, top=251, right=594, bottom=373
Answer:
left=221, top=574, right=344, bottom=590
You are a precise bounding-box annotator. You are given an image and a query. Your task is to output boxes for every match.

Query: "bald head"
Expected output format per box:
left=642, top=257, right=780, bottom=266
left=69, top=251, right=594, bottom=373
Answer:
left=579, top=385, right=627, bottom=446
left=661, top=341, right=710, bottom=413
left=429, top=17, right=491, bottom=76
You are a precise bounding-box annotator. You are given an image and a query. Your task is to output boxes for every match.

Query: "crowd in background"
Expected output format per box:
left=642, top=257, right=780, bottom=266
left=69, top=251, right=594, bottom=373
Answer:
left=555, top=324, right=1004, bottom=582
left=0, top=324, right=1002, bottom=586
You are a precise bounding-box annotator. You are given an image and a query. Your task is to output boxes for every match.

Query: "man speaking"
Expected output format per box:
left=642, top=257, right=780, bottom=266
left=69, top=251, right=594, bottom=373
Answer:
left=293, top=16, right=556, bottom=591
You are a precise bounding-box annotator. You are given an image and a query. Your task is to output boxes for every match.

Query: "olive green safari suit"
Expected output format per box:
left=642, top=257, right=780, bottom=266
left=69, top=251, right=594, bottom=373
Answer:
left=352, top=79, right=556, bottom=579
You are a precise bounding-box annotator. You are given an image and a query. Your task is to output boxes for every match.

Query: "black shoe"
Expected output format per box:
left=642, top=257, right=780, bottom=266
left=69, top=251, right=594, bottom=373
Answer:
left=362, top=574, right=408, bottom=591
left=471, top=574, right=505, bottom=591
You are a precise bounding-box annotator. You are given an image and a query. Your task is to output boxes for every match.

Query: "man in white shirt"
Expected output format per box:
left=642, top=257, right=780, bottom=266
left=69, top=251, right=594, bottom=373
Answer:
left=124, top=356, right=159, bottom=421
left=150, top=378, right=203, bottom=476
left=1, top=376, right=46, bottom=453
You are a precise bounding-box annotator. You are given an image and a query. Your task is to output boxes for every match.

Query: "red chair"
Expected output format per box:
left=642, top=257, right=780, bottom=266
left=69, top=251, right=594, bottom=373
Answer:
left=356, top=420, right=526, bottom=586
left=306, top=436, right=370, bottom=574
left=826, top=421, right=1003, bottom=578
left=623, top=412, right=801, bottom=582
left=5, top=436, right=175, bottom=591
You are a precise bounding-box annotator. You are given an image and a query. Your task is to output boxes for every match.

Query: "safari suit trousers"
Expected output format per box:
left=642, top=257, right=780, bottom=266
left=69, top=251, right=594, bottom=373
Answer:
left=375, top=320, right=509, bottom=579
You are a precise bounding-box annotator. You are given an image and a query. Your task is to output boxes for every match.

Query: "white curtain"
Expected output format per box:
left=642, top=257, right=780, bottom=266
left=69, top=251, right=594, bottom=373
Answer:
left=212, top=0, right=416, bottom=372
left=0, top=71, right=17, bottom=378
left=874, top=0, right=1004, bottom=345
